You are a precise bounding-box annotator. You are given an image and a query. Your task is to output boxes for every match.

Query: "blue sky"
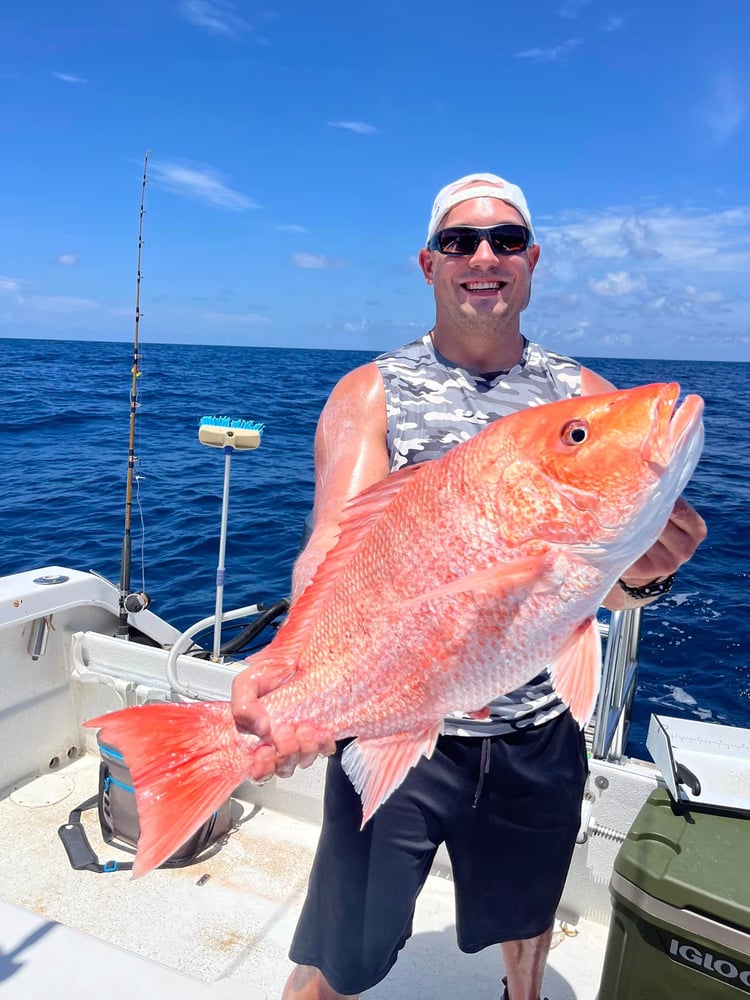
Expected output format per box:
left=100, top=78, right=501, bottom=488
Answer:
left=1, top=0, right=748, bottom=361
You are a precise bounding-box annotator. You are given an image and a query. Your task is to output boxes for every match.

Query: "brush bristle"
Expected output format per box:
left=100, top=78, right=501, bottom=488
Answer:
left=200, top=415, right=265, bottom=433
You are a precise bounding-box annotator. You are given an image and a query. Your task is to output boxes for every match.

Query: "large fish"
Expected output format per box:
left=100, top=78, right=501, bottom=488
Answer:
left=87, top=382, right=704, bottom=876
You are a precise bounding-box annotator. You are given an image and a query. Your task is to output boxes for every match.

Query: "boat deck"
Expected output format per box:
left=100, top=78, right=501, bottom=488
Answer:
left=0, top=754, right=609, bottom=999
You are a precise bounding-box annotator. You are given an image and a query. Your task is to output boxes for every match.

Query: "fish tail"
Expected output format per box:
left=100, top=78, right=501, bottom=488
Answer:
left=84, top=701, right=255, bottom=877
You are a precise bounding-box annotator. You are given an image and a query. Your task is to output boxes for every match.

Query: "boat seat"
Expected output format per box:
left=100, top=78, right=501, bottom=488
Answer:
left=0, top=899, right=264, bottom=999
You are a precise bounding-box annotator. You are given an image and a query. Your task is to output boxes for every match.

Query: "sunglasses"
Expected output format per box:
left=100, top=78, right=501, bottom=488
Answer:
left=427, top=224, right=532, bottom=256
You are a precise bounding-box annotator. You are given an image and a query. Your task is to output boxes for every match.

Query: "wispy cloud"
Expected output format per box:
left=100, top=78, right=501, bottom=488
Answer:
left=202, top=311, right=271, bottom=325
left=150, top=161, right=260, bottom=211
left=559, top=0, right=592, bottom=17
left=539, top=205, right=750, bottom=273
left=177, top=0, right=251, bottom=38
left=528, top=201, right=750, bottom=358
left=0, top=275, right=24, bottom=293
left=600, top=14, right=625, bottom=32
left=700, top=72, right=746, bottom=145
left=589, top=270, right=646, bottom=296
left=274, top=224, right=309, bottom=234
left=33, top=295, right=102, bottom=312
left=515, top=39, right=581, bottom=63
left=0, top=287, right=132, bottom=332
left=327, top=120, right=378, bottom=135
left=54, top=72, right=87, bottom=84
left=620, top=217, right=663, bottom=260
left=292, top=252, right=346, bottom=269
left=56, top=252, right=78, bottom=266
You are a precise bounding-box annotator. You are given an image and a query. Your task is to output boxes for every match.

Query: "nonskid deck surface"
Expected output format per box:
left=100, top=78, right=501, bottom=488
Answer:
left=0, top=755, right=608, bottom=999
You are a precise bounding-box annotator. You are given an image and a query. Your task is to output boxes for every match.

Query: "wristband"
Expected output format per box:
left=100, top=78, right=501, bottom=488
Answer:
left=617, top=573, right=676, bottom=601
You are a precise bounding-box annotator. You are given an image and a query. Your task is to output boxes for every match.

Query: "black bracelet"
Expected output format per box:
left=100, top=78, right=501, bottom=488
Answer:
left=617, top=573, right=676, bottom=601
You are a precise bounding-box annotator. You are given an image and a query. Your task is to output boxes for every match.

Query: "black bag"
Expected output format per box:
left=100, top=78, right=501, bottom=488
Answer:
left=59, top=737, right=233, bottom=873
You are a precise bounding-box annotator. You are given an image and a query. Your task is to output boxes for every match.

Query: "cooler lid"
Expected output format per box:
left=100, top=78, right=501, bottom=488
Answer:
left=614, top=788, right=750, bottom=928
left=647, top=715, right=750, bottom=813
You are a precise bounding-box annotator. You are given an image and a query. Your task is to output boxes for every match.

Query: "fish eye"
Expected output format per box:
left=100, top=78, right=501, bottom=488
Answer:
left=561, top=420, right=589, bottom=446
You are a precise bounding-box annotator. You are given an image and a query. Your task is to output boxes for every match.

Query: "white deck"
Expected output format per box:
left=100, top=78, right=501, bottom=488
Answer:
left=0, top=754, right=609, bottom=999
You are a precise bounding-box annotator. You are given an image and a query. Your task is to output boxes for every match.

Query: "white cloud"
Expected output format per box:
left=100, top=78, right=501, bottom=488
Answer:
left=54, top=72, right=87, bottom=84
left=56, top=253, right=78, bottom=266
left=32, top=295, right=102, bottom=313
left=599, top=331, right=634, bottom=349
left=620, top=217, right=663, bottom=259
left=515, top=39, right=581, bottom=63
left=559, top=0, right=592, bottom=17
left=0, top=276, right=23, bottom=293
left=343, top=318, right=368, bottom=333
left=589, top=271, right=646, bottom=297
left=538, top=205, right=750, bottom=273
left=600, top=14, right=625, bottom=32
left=291, top=252, right=346, bottom=269
left=327, top=120, right=378, bottom=135
left=274, top=224, right=309, bottom=234
left=526, top=200, right=750, bottom=359
left=150, top=161, right=260, bottom=211
left=700, top=72, right=746, bottom=145
left=682, top=285, right=725, bottom=305
left=177, top=0, right=250, bottom=38
left=292, top=252, right=327, bottom=269
left=202, top=311, right=271, bottom=325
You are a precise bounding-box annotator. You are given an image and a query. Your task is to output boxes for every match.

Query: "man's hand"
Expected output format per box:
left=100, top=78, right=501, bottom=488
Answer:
left=231, top=665, right=335, bottom=783
left=605, top=496, right=707, bottom=609
left=624, top=496, right=706, bottom=583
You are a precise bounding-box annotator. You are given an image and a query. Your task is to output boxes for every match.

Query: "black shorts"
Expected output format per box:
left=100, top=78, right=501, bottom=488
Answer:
left=289, top=711, right=588, bottom=995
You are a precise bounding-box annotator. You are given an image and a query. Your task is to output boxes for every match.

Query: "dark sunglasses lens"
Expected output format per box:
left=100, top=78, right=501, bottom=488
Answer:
left=490, top=226, right=529, bottom=253
left=437, top=229, right=480, bottom=254
left=435, top=225, right=529, bottom=255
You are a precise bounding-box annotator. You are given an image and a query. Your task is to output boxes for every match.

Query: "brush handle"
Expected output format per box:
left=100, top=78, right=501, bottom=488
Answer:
left=212, top=447, right=233, bottom=660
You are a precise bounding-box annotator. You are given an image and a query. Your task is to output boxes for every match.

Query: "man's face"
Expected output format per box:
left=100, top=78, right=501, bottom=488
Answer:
left=419, top=194, right=541, bottom=335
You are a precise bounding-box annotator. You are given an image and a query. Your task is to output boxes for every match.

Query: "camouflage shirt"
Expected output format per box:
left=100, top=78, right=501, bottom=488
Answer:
left=374, top=331, right=582, bottom=734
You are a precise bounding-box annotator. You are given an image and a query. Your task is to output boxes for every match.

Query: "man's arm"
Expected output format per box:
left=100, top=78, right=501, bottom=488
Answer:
left=230, top=363, right=390, bottom=779
left=290, top=363, right=392, bottom=600
left=580, top=367, right=707, bottom=610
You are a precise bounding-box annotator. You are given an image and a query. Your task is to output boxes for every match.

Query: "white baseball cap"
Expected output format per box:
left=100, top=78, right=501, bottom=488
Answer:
left=426, top=173, right=535, bottom=245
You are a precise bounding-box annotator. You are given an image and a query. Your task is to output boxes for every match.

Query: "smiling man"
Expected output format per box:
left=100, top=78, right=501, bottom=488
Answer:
left=232, top=173, right=707, bottom=1000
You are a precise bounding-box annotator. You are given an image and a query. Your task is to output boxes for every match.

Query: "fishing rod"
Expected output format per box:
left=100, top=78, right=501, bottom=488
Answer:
left=117, top=150, right=152, bottom=637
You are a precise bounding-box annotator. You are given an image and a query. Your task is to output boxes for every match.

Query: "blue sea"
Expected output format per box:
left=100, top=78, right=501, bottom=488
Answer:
left=1, top=338, right=748, bottom=755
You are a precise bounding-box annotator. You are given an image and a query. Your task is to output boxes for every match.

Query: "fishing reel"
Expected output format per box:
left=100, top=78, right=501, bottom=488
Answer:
left=123, top=591, right=151, bottom=614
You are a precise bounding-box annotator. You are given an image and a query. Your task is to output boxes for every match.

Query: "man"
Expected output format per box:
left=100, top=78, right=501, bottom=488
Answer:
left=232, top=173, right=706, bottom=1000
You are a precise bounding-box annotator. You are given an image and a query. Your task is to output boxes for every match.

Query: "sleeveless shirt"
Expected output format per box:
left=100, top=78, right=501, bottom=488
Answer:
left=374, top=332, right=582, bottom=735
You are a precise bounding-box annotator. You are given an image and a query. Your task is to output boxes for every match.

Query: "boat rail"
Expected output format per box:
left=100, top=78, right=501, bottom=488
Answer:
left=589, top=608, right=643, bottom=761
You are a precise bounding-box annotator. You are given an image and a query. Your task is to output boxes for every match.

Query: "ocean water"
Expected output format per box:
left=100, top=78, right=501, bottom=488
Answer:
left=1, top=337, right=748, bottom=755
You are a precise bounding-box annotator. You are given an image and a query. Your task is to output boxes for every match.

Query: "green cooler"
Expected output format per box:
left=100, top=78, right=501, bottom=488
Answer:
left=598, top=787, right=750, bottom=998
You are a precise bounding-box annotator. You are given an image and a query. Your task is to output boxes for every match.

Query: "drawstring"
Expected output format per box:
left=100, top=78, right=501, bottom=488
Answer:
left=473, top=737, right=492, bottom=808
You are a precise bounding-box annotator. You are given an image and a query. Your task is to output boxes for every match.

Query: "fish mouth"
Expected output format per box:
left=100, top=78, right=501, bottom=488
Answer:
left=642, top=383, right=705, bottom=471
left=565, top=383, right=704, bottom=567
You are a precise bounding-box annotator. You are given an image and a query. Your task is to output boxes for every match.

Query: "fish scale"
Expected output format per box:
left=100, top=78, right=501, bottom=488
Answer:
left=87, top=382, right=704, bottom=876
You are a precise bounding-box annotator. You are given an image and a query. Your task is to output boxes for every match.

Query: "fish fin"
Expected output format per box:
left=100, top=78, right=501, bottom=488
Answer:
left=85, top=702, right=254, bottom=878
left=237, top=644, right=298, bottom=690
left=341, top=723, right=443, bottom=827
left=277, top=463, right=428, bottom=654
left=401, top=554, right=558, bottom=608
left=548, top=617, right=602, bottom=727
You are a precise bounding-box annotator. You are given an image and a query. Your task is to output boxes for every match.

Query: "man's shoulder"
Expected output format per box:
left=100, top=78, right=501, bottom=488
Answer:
left=328, top=360, right=383, bottom=401
left=374, top=333, right=432, bottom=367
left=579, top=365, right=616, bottom=394
left=527, top=340, right=580, bottom=369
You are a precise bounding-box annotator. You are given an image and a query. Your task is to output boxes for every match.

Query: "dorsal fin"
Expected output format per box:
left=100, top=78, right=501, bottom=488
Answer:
left=255, top=463, right=428, bottom=666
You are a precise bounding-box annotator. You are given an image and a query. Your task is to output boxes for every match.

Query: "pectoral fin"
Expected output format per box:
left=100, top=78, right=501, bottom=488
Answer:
left=401, top=554, right=560, bottom=609
left=549, top=617, right=602, bottom=727
left=341, top=723, right=443, bottom=827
